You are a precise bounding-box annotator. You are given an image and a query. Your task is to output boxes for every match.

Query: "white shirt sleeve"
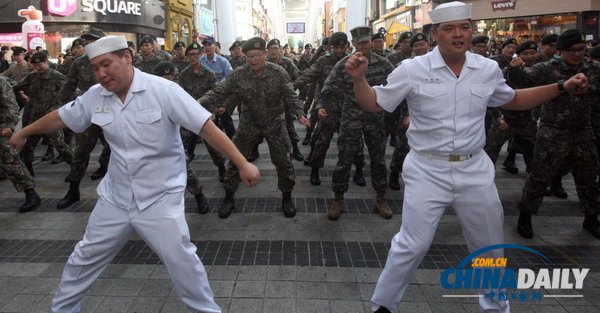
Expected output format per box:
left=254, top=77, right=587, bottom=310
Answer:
left=58, top=96, right=93, bottom=133
left=373, top=64, right=410, bottom=113
left=164, top=82, right=212, bottom=134
left=488, top=65, right=516, bottom=107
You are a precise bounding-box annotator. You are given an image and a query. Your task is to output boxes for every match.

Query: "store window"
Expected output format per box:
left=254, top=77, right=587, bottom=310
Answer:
left=181, top=20, right=190, bottom=44
left=478, top=14, right=577, bottom=44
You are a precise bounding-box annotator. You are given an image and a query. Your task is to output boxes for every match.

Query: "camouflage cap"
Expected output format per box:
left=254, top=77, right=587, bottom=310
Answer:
left=30, top=52, right=48, bottom=64
left=243, top=37, right=266, bottom=53
left=516, top=41, right=537, bottom=55
left=127, top=41, right=136, bottom=48
left=229, top=40, right=242, bottom=50
left=397, top=31, right=413, bottom=44
left=81, top=28, right=106, bottom=40
left=267, top=39, right=281, bottom=48
left=304, top=43, right=312, bottom=49
left=140, top=36, right=154, bottom=45
left=556, top=29, right=586, bottom=50
left=283, top=43, right=290, bottom=49
left=173, top=41, right=186, bottom=49
left=371, top=32, right=385, bottom=41
left=350, top=27, right=373, bottom=44
left=410, top=33, right=428, bottom=47
left=72, top=37, right=85, bottom=47
left=11, top=46, right=27, bottom=55
left=500, top=38, right=517, bottom=49
left=540, top=33, right=558, bottom=45
left=471, top=35, right=489, bottom=45
left=154, top=61, right=176, bottom=77
left=329, top=32, right=348, bottom=46
left=321, top=37, right=329, bottom=46
left=186, top=42, right=202, bottom=54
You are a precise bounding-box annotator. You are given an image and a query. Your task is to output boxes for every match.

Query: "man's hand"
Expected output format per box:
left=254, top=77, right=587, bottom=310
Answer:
left=0, top=128, right=13, bottom=138
left=402, top=116, right=410, bottom=128
left=239, top=162, right=260, bottom=187
left=317, top=108, right=327, bottom=120
left=298, top=116, right=311, bottom=128
left=345, top=52, right=368, bottom=79
left=9, top=131, right=27, bottom=151
left=509, top=57, right=525, bottom=68
left=216, top=107, right=227, bottom=115
left=497, top=117, right=509, bottom=131
left=564, top=73, right=588, bottom=96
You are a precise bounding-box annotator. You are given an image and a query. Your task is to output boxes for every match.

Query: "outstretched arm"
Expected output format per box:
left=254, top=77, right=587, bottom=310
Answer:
left=10, top=110, right=67, bottom=151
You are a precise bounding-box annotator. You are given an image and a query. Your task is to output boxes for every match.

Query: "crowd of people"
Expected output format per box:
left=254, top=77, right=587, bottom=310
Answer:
left=1, top=1, right=600, bottom=311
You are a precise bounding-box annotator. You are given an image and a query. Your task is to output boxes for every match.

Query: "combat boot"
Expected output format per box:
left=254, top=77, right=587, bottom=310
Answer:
left=516, top=205, right=533, bottom=239
left=281, top=191, right=296, bottom=218
left=195, top=192, right=210, bottom=214
left=303, top=149, right=312, bottom=166
left=19, top=188, right=41, bottom=213
left=353, top=166, right=366, bottom=186
left=583, top=214, right=600, bottom=239
left=302, top=128, right=312, bottom=146
left=389, top=170, right=401, bottom=190
left=247, top=144, right=259, bottom=162
left=219, top=191, right=235, bottom=219
left=42, top=146, right=54, bottom=162
left=51, top=155, right=64, bottom=164
left=57, top=181, right=80, bottom=210
left=548, top=177, right=568, bottom=199
left=375, top=191, right=393, bottom=219
left=292, top=142, right=304, bottom=161
left=90, top=165, right=108, bottom=181
left=310, top=168, right=321, bottom=186
left=389, top=135, right=398, bottom=147
left=327, top=193, right=344, bottom=220
left=374, top=306, right=392, bottom=313
left=502, top=151, right=518, bottom=174
left=218, top=165, right=226, bottom=183
left=25, top=163, right=34, bottom=177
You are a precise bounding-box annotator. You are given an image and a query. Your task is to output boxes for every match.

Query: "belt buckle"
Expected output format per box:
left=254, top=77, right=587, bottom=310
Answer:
left=449, top=155, right=461, bottom=162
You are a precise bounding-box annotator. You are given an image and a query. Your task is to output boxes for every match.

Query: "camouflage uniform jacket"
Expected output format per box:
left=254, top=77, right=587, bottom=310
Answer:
left=56, top=55, right=95, bottom=104
left=0, top=76, right=19, bottom=131
left=268, top=56, right=299, bottom=82
left=319, top=52, right=394, bottom=118
left=229, top=56, right=246, bottom=69
left=509, top=58, right=600, bottom=132
left=387, top=52, right=412, bottom=67
left=154, top=49, right=172, bottom=61
left=14, top=68, right=65, bottom=118
left=171, top=57, right=189, bottom=73
left=295, top=53, right=347, bottom=113
left=297, top=54, right=313, bottom=73
left=197, top=62, right=304, bottom=127
left=134, top=53, right=164, bottom=75
left=373, top=49, right=391, bottom=58
left=57, top=57, right=75, bottom=75
left=1, top=62, right=30, bottom=84
left=178, top=65, right=217, bottom=110
left=489, top=54, right=512, bottom=70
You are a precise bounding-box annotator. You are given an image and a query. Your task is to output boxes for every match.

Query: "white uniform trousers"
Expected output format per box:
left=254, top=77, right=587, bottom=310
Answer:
left=371, top=150, right=509, bottom=313
left=51, top=192, right=221, bottom=313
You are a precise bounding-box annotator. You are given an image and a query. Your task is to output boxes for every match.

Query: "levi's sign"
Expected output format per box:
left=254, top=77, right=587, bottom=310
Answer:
left=491, top=0, right=516, bottom=11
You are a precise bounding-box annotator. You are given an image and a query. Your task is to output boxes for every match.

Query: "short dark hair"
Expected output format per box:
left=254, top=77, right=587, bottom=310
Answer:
left=112, top=48, right=131, bottom=58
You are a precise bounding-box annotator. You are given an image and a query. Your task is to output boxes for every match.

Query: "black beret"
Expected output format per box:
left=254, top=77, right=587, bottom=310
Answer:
left=589, top=45, right=600, bottom=59
left=243, top=37, right=266, bottom=53
left=30, top=52, right=48, bottom=64
left=516, top=41, right=537, bottom=55
left=11, top=46, right=27, bottom=55
left=72, top=38, right=85, bottom=47
left=410, top=33, right=428, bottom=47
left=140, top=36, right=154, bottom=45
left=81, top=28, right=105, bottom=40
left=397, top=31, right=413, bottom=44
left=186, top=42, right=202, bottom=54
left=329, top=32, right=348, bottom=46
left=541, top=34, right=558, bottom=45
left=283, top=44, right=290, bottom=49
left=350, top=26, right=372, bottom=43
left=229, top=40, right=242, bottom=50
left=372, top=32, right=385, bottom=41
left=268, top=39, right=281, bottom=47
left=556, top=29, right=586, bottom=50
left=321, top=37, right=329, bottom=46
left=173, top=41, right=186, bottom=49
left=500, top=38, right=517, bottom=49
left=127, top=41, right=136, bottom=48
left=304, top=43, right=312, bottom=49
left=471, top=35, right=489, bottom=45
left=154, top=61, right=176, bottom=77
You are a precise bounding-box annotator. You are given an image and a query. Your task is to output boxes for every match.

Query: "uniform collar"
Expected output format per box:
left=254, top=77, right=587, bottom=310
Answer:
left=430, top=47, right=481, bottom=69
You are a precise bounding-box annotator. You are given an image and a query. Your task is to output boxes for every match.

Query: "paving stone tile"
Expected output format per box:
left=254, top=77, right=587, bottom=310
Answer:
left=237, top=266, right=267, bottom=281
left=329, top=299, right=364, bottom=313
left=138, top=279, right=172, bottom=297
left=267, top=266, right=296, bottom=281
left=232, top=281, right=265, bottom=298
left=210, top=280, right=235, bottom=298
left=296, top=282, right=329, bottom=299
left=107, top=279, right=145, bottom=297
left=94, top=296, right=135, bottom=313
left=264, top=298, right=295, bottom=313
left=19, top=277, right=59, bottom=294
left=326, top=282, right=361, bottom=300
left=295, top=299, right=330, bottom=313
left=0, top=294, right=44, bottom=313
left=126, top=296, right=166, bottom=313
left=265, top=281, right=295, bottom=298
left=228, top=298, right=263, bottom=313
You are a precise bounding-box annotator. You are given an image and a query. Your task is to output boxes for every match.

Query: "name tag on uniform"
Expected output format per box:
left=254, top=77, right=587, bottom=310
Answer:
left=423, top=77, right=441, bottom=83
left=95, top=106, right=110, bottom=113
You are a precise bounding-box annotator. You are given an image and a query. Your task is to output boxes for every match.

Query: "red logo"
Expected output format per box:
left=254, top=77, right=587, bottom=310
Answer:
left=47, top=0, right=77, bottom=17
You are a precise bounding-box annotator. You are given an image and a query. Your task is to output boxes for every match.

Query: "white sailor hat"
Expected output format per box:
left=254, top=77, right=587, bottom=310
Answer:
left=428, top=1, right=472, bottom=25
left=84, top=35, right=128, bottom=60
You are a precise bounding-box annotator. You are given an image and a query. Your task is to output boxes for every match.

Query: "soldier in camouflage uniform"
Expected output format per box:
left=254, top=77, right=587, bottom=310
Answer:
left=154, top=60, right=212, bottom=213
left=152, top=37, right=172, bottom=61
left=178, top=42, right=226, bottom=182
left=134, top=36, right=164, bottom=74
left=387, top=32, right=413, bottom=67
left=515, top=30, right=600, bottom=239
left=58, top=38, right=85, bottom=75
left=536, top=34, right=558, bottom=64
left=54, top=28, right=111, bottom=210
left=2, top=47, right=29, bottom=83
left=267, top=39, right=305, bottom=162
left=127, top=41, right=142, bottom=65
left=372, top=32, right=391, bottom=58
left=197, top=37, right=310, bottom=219
left=321, top=27, right=394, bottom=220
left=13, top=53, right=73, bottom=176
left=171, top=41, right=190, bottom=73
left=296, top=43, right=316, bottom=136
left=0, top=75, right=41, bottom=212
left=295, top=32, right=366, bottom=187
left=228, top=41, right=246, bottom=69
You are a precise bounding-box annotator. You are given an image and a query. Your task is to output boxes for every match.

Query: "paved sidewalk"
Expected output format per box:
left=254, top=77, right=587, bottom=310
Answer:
left=1, top=122, right=599, bottom=313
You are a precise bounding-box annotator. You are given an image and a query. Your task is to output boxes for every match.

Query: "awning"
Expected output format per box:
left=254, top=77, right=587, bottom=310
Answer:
left=386, top=21, right=410, bottom=47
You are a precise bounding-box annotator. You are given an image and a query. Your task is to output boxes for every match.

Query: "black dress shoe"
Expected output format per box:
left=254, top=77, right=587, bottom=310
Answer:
left=281, top=192, right=296, bottom=218
left=310, top=168, right=321, bottom=186
left=19, top=189, right=41, bottom=213
left=195, top=193, right=210, bottom=214
left=292, top=143, right=304, bottom=162
left=374, top=306, right=392, bottom=313
left=302, top=136, right=311, bottom=146
left=517, top=212, right=533, bottom=238
left=502, top=162, right=518, bottom=174
left=583, top=216, right=600, bottom=239
left=550, top=186, right=568, bottom=199
left=219, top=196, right=235, bottom=218
left=42, top=148, right=54, bottom=162
left=90, top=166, right=107, bottom=181
left=51, top=155, right=64, bottom=164
left=57, top=183, right=80, bottom=210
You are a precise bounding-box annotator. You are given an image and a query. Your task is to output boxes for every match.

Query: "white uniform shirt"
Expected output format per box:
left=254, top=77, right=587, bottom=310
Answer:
left=374, top=47, right=515, bottom=155
left=59, top=68, right=212, bottom=210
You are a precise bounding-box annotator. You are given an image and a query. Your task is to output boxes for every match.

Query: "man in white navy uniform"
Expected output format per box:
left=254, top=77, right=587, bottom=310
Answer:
left=10, top=35, right=260, bottom=313
left=344, top=2, right=590, bottom=313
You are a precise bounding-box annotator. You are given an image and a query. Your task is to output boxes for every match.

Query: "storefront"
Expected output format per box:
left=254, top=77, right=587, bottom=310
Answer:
left=0, top=0, right=166, bottom=58
left=167, top=0, right=194, bottom=50
left=372, top=4, right=412, bottom=48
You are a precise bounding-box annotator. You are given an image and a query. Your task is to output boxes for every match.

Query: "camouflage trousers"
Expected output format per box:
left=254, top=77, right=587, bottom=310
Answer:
left=332, top=112, right=387, bottom=194
left=224, top=119, right=295, bottom=193
left=181, top=128, right=225, bottom=171
left=383, top=107, right=401, bottom=143
left=19, top=129, right=73, bottom=165
left=180, top=129, right=202, bottom=196
left=285, top=111, right=301, bottom=144
left=0, top=139, right=35, bottom=192
left=65, top=124, right=111, bottom=183
left=519, top=127, right=600, bottom=215
left=484, top=119, right=537, bottom=166
left=389, top=124, right=410, bottom=173
left=309, top=110, right=364, bottom=169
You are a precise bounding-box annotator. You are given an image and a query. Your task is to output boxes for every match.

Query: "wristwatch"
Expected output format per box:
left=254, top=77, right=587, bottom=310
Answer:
left=557, top=79, right=567, bottom=94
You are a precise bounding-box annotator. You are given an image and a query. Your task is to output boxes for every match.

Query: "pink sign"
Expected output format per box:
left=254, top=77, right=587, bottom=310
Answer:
left=0, top=33, right=23, bottom=42
left=27, top=33, right=45, bottom=51
left=47, top=0, right=78, bottom=17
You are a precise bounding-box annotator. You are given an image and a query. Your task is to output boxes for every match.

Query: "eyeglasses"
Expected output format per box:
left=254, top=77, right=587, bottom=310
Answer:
left=565, top=47, right=586, bottom=56
left=246, top=52, right=265, bottom=61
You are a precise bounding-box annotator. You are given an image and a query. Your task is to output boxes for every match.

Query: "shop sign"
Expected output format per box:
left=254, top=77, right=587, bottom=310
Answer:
left=48, top=0, right=141, bottom=17
left=491, top=0, right=517, bottom=11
